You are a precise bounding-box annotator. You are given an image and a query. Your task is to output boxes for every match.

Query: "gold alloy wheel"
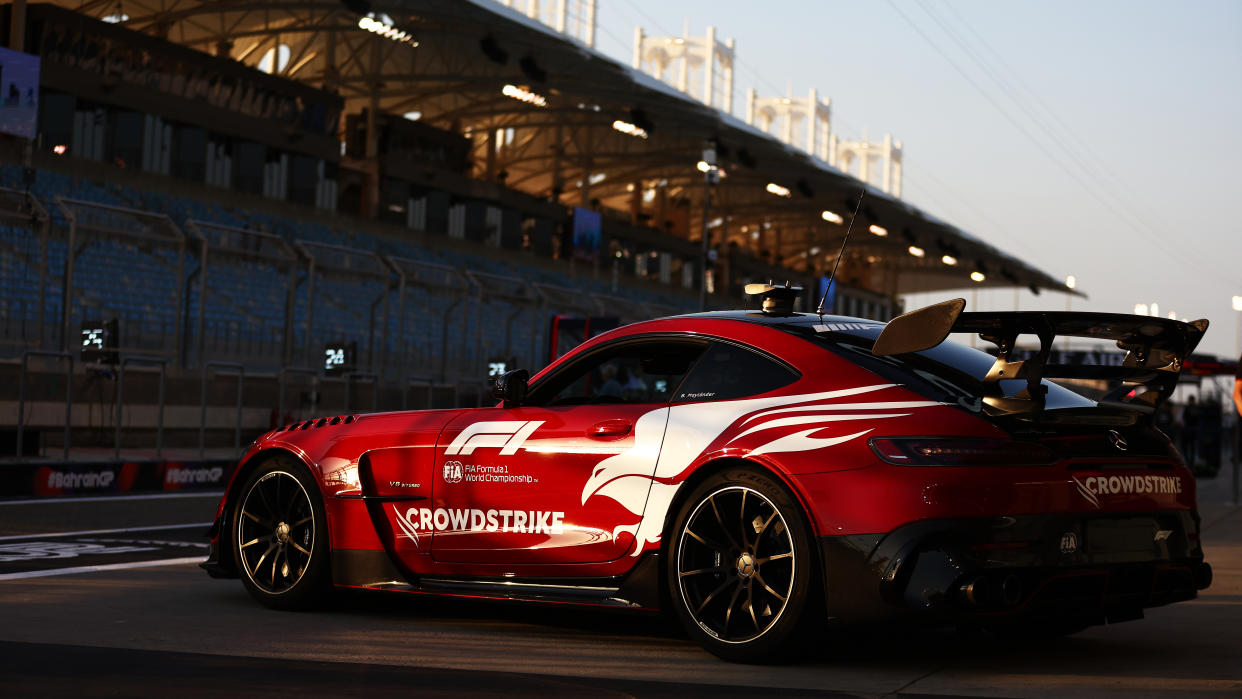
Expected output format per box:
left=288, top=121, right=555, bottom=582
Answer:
left=675, top=485, right=796, bottom=644
left=237, top=470, right=316, bottom=594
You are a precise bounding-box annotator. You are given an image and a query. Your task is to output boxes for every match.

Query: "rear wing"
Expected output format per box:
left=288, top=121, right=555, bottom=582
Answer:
left=875, top=301, right=1208, bottom=414
left=956, top=311, right=1207, bottom=413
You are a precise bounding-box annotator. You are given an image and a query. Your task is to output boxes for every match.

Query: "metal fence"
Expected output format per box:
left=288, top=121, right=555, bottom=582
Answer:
left=55, top=196, right=188, bottom=362
left=186, top=220, right=298, bottom=369
left=0, top=191, right=710, bottom=458
left=0, top=187, right=51, bottom=351
left=0, top=188, right=737, bottom=386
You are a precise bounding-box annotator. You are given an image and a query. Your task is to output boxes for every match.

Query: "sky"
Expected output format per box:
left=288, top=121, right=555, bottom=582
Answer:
left=581, top=0, right=1242, bottom=359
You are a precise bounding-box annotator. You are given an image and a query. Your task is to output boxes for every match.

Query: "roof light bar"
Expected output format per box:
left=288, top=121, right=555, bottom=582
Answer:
left=502, top=84, right=548, bottom=107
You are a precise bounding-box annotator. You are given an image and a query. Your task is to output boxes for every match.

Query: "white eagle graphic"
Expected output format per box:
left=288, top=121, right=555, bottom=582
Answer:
left=579, top=384, right=940, bottom=555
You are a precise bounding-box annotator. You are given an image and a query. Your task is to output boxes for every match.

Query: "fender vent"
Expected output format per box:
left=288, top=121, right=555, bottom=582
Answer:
left=283, top=415, right=358, bottom=431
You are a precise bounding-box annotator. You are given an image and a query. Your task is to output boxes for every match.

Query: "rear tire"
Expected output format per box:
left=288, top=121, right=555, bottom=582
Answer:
left=666, top=467, right=821, bottom=663
left=231, top=456, right=331, bottom=610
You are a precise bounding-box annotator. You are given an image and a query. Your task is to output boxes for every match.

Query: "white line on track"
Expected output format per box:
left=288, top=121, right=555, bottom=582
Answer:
left=0, top=523, right=213, bottom=542
left=0, top=557, right=206, bottom=581
left=0, top=491, right=224, bottom=506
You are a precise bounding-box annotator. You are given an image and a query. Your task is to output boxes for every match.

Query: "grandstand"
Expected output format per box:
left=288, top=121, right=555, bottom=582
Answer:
left=0, top=0, right=1074, bottom=469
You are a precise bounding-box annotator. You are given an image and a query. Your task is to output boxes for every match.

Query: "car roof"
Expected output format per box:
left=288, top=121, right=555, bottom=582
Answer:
left=547, top=311, right=888, bottom=369
left=661, top=310, right=887, bottom=330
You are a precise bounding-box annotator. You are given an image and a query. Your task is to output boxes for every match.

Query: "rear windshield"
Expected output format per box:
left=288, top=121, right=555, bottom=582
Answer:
left=778, top=322, right=1095, bottom=413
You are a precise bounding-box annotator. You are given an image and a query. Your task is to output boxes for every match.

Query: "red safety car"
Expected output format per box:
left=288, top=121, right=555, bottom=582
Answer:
left=203, top=287, right=1213, bottom=662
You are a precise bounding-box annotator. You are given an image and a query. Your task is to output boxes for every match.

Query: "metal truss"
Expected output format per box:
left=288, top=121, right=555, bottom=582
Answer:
left=53, top=0, right=1066, bottom=294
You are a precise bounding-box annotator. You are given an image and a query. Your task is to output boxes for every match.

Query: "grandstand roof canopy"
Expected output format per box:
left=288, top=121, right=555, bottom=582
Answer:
left=56, top=0, right=1077, bottom=298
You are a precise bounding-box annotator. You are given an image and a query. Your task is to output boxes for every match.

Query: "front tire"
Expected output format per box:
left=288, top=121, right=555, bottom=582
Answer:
left=667, top=467, right=820, bottom=662
left=232, top=456, right=330, bottom=610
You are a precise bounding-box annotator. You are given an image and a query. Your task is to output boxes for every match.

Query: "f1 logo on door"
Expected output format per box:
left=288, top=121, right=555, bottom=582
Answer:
left=427, top=406, right=658, bottom=566
left=442, top=421, right=544, bottom=456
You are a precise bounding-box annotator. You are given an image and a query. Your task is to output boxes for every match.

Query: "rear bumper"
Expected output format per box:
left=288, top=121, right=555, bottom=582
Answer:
left=821, top=511, right=1211, bottom=624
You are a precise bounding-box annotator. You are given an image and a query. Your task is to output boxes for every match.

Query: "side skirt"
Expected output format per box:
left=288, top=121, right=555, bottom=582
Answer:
left=331, top=549, right=663, bottom=611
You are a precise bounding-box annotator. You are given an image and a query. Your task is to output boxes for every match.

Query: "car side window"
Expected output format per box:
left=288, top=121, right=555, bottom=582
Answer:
left=673, top=341, right=800, bottom=402
left=527, top=339, right=707, bottom=406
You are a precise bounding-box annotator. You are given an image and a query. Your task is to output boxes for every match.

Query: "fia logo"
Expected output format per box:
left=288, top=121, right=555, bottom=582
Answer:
left=442, top=461, right=463, bottom=484
left=1059, top=531, right=1079, bottom=555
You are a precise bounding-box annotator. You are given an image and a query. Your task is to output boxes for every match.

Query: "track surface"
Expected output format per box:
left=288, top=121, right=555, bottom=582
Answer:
left=1, top=484, right=1240, bottom=698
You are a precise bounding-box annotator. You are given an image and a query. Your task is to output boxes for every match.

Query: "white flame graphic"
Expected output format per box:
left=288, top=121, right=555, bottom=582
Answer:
left=580, top=385, right=941, bottom=555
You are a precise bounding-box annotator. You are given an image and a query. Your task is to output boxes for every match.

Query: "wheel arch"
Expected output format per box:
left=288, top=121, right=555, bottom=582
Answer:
left=216, top=447, right=323, bottom=577
left=655, top=456, right=823, bottom=605
left=659, top=457, right=822, bottom=544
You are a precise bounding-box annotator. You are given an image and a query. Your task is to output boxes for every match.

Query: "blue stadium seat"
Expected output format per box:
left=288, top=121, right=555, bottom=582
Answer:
left=0, top=163, right=699, bottom=363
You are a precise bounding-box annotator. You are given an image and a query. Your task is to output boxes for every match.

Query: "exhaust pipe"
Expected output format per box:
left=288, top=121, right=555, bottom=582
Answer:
left=1001, top=574, right=1023, bottom=606
left=959, top=576, right=989, bottom=606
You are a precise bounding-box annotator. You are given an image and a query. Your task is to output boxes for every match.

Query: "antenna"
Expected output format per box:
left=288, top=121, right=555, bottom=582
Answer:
left=817, top=189, right=867, bottom=316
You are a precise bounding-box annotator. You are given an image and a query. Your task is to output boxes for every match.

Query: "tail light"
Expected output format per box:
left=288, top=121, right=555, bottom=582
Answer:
left=869, top=437, right=1057, bottom=466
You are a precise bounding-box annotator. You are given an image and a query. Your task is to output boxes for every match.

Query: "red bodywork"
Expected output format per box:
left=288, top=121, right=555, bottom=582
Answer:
left=207, top=314, right=1204, bottom=614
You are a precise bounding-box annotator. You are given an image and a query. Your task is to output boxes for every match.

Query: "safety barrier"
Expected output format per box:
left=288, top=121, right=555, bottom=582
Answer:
left=344, top=371, right=378, bottom=413
left=16, top=350, right=73, bottom=460
left=114, top=356, right=167, bottom=459
left=277, top=366, right=319, bottom=425
left=200, top=361, right=245, bottom=457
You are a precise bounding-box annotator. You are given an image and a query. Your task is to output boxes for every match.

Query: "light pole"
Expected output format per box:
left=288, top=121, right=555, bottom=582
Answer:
left=1233, top=295, right=1242, bottom=505
left=1064, top=275, right=1075, bottom=351
left=1232, top=296, right=1242, bottom=359
left=698, top=144, right=719, bottom=311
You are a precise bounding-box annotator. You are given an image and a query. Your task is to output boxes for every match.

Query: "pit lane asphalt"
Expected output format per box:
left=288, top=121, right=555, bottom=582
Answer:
left=1, top=485, right=1240, bottom=698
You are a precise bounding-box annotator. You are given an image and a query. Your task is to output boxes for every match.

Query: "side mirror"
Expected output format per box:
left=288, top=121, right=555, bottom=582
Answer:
left=492, top=369, right=529, bottom=408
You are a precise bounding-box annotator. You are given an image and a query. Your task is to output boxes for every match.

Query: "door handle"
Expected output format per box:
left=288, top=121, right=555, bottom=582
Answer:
left=589, top=420, right=632, bottom=439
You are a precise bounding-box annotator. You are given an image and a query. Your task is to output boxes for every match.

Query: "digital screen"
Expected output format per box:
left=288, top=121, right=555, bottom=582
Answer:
left=488, top=361, right=508, bottom=378
left=80, top=319, right=119, bottom=364
left=82, top=328, right=105, bottom=351
left=323, top=341, right=357, bottom=375
left=0, top=47, right=40, bottom=140
left=572, top=207, right=601, bottom=263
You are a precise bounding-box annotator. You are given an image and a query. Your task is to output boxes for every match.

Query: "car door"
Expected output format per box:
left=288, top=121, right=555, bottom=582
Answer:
left=428, top=337, right=706, bottom=565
